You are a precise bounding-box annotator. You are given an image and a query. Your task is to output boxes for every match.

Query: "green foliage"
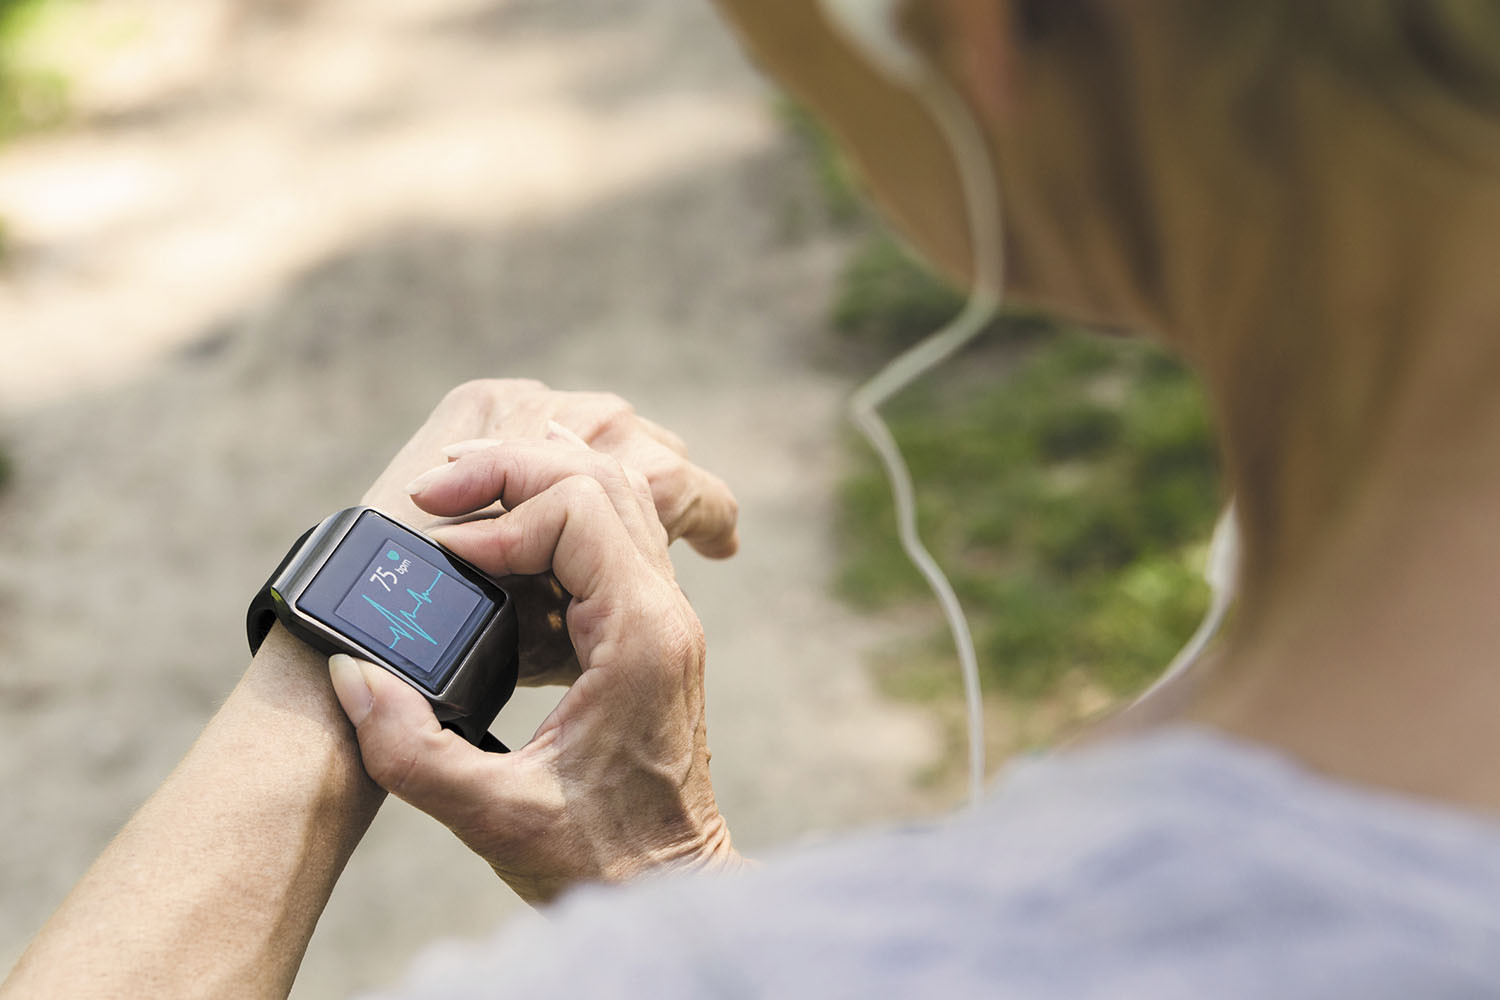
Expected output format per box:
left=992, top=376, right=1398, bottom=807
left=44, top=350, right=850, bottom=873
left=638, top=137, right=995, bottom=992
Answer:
left=0, top=0, right=39, bottom=27
left=0, top=0, right=60, bottom=480
left=786, top=88, right=1225, bottom=710
left=833, top=234, right=966, bottom=347
left=837, top=329, right=1221, bottom=702
left=0, top=0, right=67, bottom=141
left=831, top=232, right=1064, bottom=355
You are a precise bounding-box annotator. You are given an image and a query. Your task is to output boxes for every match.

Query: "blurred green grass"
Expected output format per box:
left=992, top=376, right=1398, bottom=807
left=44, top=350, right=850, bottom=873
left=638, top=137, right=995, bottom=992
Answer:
left=0, top=0, right=64, bottom=492
left=837, top=328, right=1221, bottom=702
left=1, top=0, right=68, bottom=272
left=0, top=0, right=67, bottom=142
left=794, top=105, right=1224, bottom=716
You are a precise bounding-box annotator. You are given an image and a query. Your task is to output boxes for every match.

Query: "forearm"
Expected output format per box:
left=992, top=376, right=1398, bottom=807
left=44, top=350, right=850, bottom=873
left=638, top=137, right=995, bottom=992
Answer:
left=3, top=627, right=384, bottom=999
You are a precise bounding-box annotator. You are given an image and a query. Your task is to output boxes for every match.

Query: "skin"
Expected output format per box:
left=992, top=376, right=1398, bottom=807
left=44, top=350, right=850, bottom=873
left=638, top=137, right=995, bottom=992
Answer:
left=717, top=0, right=1500, bottom=812
left=3, top=380, right=745, bottom=996
left=13, top=0, right=1500, bottom=994
left=1, top=628, right=384, bottom=998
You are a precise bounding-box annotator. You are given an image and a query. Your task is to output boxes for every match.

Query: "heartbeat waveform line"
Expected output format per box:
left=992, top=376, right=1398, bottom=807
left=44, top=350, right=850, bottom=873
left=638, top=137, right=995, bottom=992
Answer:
left=364, top=571, right=445, bottom=650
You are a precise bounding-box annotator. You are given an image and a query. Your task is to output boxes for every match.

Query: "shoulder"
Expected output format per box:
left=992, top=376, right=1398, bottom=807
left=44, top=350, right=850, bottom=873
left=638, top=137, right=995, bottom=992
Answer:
left=367, top=728, right=1500, bottom=1000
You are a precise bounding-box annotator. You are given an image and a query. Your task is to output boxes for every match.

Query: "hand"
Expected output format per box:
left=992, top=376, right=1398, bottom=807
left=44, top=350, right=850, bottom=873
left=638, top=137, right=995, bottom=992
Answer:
left=361, top=379, right=740, bottom=686
left=329, top=435, right=739, bottom=904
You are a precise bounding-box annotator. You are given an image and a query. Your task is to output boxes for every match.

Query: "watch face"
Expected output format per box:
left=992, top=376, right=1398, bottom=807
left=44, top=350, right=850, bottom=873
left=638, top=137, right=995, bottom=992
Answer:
left=296, top=512, right=500, bottom=693
left=334, top=539, right=484, bottom=675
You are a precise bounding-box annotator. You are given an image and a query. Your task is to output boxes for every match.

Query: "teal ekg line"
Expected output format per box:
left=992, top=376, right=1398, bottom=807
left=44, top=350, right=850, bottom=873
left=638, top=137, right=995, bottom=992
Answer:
left=364, top=572, right=445, bottom=650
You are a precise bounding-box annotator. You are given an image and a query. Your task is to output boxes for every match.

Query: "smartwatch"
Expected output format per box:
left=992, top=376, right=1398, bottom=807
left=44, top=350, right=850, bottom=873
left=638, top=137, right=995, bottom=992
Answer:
left=247, top=506, right=519, bottom=749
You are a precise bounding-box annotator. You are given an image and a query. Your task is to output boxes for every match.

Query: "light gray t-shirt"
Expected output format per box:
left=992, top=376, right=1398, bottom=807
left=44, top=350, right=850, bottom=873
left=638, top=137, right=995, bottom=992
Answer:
left=367, top=728, right=1500, bottom=999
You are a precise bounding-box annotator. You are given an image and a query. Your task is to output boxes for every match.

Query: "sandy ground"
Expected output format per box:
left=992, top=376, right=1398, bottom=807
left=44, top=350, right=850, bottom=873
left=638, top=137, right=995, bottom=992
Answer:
left=0, top=0, right=945, bottom=995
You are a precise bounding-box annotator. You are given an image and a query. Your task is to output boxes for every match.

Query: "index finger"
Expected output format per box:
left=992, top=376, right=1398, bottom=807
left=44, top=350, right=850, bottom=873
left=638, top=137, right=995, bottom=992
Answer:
left=427, top=475, right=649, bottom=608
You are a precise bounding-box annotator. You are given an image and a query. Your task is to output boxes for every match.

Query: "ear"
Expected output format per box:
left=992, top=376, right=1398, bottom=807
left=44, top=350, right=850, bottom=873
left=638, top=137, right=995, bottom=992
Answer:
left=711, top=0, right=1020, bottom=288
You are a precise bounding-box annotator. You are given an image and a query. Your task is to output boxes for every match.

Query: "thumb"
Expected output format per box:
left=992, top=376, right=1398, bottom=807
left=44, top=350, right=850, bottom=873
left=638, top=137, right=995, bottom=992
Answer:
left=328, top=653, right=502, bottom=821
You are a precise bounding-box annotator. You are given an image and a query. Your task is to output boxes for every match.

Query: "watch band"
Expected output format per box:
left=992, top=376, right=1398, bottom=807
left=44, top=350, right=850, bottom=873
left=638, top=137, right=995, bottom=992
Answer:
left=247, top=524, right=317, bottom=655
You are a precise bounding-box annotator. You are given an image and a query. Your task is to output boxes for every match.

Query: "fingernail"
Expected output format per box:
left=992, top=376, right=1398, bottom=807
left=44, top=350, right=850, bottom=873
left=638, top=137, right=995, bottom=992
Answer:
left=405, top=464, right=453, bottom=495
left=546, top=419, right=589, bottom=449
left=329, top=654, right=374, bottom=725
left=442, top=438, right=502, bottom=460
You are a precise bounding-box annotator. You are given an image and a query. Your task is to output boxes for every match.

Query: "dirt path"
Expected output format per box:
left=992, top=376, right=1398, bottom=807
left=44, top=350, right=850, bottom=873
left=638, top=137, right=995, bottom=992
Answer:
left=0, top=0, right=942, bottom=994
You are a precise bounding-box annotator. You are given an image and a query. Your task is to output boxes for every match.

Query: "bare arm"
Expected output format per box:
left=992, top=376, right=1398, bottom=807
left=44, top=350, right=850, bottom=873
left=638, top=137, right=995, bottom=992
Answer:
left=1, top=626, right=384, bottom=999
left=2, top=379, right=744, bottom=996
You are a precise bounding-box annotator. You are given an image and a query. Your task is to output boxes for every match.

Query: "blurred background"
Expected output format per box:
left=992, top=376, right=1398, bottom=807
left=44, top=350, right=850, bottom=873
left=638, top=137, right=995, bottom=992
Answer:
left=0, top=0, right=1220, bottom=996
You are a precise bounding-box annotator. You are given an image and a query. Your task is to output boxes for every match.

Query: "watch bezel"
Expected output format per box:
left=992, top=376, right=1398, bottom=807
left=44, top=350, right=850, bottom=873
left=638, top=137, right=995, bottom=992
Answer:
left=266, top=507, right=512, bottom=721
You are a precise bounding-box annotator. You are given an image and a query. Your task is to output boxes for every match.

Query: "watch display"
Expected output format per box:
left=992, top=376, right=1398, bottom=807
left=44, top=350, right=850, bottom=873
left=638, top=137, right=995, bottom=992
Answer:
left=293, top=511, right=497, bottom=693
left=334, top=539, right=484, bottom=676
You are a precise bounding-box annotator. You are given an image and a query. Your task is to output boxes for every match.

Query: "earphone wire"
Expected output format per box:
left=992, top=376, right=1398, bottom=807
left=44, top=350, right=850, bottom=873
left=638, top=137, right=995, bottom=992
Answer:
left=849, top=69, right=1004, bottom=810
left=845, top=15, right=1240, bottom=809
left=1131, top=501, right=1240, bottom=706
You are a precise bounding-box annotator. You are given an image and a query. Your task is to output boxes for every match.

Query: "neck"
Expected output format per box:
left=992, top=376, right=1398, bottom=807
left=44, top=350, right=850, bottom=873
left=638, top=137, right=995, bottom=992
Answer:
left=1177, top=144, right=1500, bottom=813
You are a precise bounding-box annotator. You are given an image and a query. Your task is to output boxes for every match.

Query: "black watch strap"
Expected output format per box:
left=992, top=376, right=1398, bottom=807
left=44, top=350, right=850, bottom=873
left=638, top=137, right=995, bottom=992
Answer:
left=246, top=519, right=513, bottom=755
left=247, top=524, right=317, bottom=655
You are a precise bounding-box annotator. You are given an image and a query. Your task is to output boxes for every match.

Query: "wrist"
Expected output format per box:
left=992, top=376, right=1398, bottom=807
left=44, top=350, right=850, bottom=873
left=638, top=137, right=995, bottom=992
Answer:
left=3, top=626, right=387, bottom=999
left=662, top=810, right=749, bottom=876
left=607, top=803, right=746, bottom=888
left=234, top=624, right=385, bottom=814
left=489, top=796, right=743, bottom=907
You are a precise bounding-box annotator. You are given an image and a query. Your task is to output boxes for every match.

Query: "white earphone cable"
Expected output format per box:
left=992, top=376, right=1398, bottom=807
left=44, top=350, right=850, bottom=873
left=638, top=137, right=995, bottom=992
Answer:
left=840, top=2, right=1237, bottom=810
left=846, top=64, right=1242, bottom=815
left=848, top=69, right=1004, bottom=810
left=1130, top=501, right=1240, bottom=707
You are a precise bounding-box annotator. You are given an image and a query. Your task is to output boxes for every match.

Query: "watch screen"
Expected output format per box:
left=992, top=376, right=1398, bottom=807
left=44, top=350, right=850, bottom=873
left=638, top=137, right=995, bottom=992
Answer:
left=296, top=511, right=500, bottom=693
left=334, top=540, right=484, bottom=676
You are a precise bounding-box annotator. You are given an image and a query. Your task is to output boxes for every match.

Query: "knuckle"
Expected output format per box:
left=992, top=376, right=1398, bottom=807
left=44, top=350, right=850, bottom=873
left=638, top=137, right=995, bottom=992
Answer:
left=649, top=464, right=695, bottom=523
left=473, top=450, right=517, bottom=497
left=589, top=453, right=635, bottom=494
left=482, top=443, right=520, bottom=477
left=557, top=473, right=612, bottom=509
left=649, top=461, right=691, bottom=500
left=625, top=467, right=653, bottom=502
left=621, top=589, right=705, bottom=680
left=656, top=425, right=689, bottom=455
left=437, top=378, right=550, bottom=418
left=572, top=391, right=637, bottom=439
left=593, top=391, right=634, bottom=416
left=437, top=379, right=499, bottom=418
